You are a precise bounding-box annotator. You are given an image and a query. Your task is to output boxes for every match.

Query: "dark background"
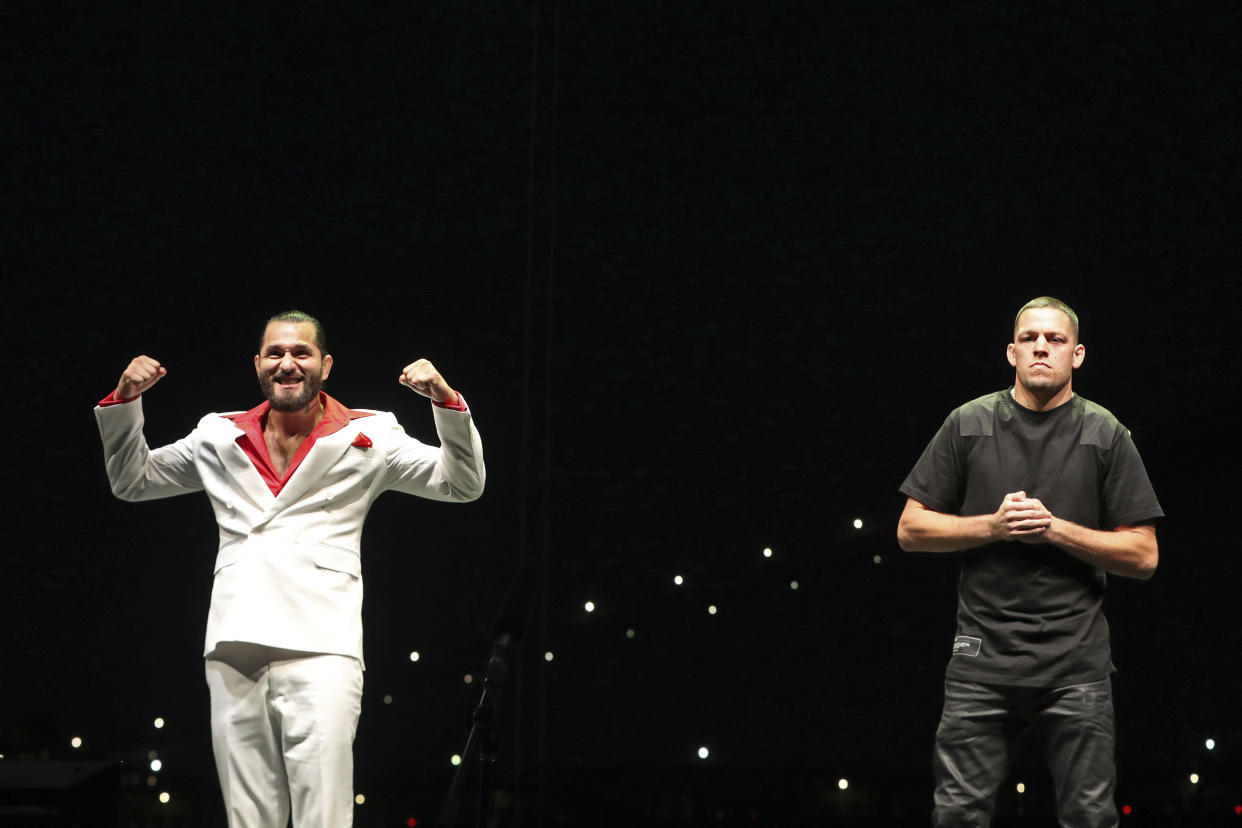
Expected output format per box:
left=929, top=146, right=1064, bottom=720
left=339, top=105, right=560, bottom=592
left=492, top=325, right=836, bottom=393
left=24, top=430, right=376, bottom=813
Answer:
left=4, top=1, right=1240, bottom=825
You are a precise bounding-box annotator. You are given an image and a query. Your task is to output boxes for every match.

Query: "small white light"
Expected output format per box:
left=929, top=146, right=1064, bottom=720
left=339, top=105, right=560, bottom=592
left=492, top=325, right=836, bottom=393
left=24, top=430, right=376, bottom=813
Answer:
left=697, top=746, right=710, bottom=759
left=150, top=759, right=163, bottom=772
left=584, top=601, right=595, bottom=613
left=1189, top=773, right=1200, bottom=785
left=1016, top=782, right=1026, bottom=794
left=153, top=717, right=165, bottom=729
left=70, top=737, right=82, bottom=749
left=673, top=575, right=684, bottom=585
left=625, top=629, right=636, bottom=639
left=707, top=605, right=717, bottom=615
left=873, top=555, right=883, bottom=564
left=451, top=754, right=462, bottom=766
left=789, top=580, right=799, bottom=590
left=383, top=694, right=393, bottom=704
left=838, top=778, right=849, bottom=790
left=159, top=792, right=171, bottom=804
left=463, top=674, right=474, bottom=684
left=762, top=547, right=773, bottom=558
left=409, top=651, right=420, bottom=662
left=853, top=518, right=863, bottom=529
left=544, top=651, right=554, bottom=662
left=1205, top=738, right=1216, bottom=750
left=355, top=794, right=366, bottom=805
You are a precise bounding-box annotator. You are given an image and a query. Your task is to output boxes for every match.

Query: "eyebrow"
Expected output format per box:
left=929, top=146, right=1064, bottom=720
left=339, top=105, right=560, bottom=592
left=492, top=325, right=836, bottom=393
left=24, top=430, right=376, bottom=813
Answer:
left=262, top=341, right=314, bottom=353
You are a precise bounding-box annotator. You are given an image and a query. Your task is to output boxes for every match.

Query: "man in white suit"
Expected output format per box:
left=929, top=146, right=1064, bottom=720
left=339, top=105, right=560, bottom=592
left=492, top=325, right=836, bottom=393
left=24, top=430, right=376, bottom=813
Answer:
left=95, top=310, right=485, bottom=827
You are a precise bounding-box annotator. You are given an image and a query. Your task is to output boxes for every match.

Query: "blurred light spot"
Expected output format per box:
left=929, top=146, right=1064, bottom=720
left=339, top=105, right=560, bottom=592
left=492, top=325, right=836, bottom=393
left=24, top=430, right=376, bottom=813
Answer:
left=673, top=575, right=684, bottom=585
left=873, top=555, right=883, bottom=564
left=463, top=674, right=474, bottom=685
left=1016, top=782, right=1025, bottom=794
left=409, top=651, right=420, bottom=662
left=355, top=794, right=366, bottom=805
left=544, top=651, right=554, bottom=662
left=697, top=746, right=710, bottom=759
left=853, top=518, right=863, bottom=529
left=407, top=819, right=419, bottom=828
left=584, top=601, right=596, bottom=613
left=762, top=547, right=773, bottom=558
left=1123, top=804, right=1132, bottom=815
left=451, top=754, right=462, bottom=766
left=159, top=792, right=171, bottom=804
left=70, top=737, right=82, bottom=749
left=148, top=750, right=158, bottom=760
left=153, top=717, right=165, bottom=729
left=150, top=759, right=163, bottom=772
left=383, top=694, right=394, bottom=704
left=147, top=775, right=157, bottom=787
left=1189, top=773, right=1200, bottom=784
left=625, top=629, right=635, bottom=639
left=789, top=581, right=799, bottom=590
left=707, top=605, right=718, bottom=615
left=1205, top=738, right=1216, bottom=750
left=838, top=778, right=849, bottom=790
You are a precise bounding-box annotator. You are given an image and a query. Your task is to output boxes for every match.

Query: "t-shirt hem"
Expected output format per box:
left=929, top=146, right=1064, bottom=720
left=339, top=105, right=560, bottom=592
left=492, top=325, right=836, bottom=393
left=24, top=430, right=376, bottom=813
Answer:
left=945, top=663, right=1115, bottom=688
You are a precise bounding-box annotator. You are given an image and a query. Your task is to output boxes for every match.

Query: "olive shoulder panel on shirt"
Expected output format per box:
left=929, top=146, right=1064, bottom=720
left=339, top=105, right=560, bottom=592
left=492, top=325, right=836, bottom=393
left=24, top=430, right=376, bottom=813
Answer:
left=955, top=391, right=1003, bottom=438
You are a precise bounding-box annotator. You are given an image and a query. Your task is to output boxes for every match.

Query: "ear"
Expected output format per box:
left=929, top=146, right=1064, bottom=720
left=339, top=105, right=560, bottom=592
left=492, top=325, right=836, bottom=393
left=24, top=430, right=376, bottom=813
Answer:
left=1072, top=343, right=1085, bottom=369
left=1006, top=342, right=1017, bottom=368
left=254, top=354, right=261, bottom=372
left=321, top=353, right=333, bottom=381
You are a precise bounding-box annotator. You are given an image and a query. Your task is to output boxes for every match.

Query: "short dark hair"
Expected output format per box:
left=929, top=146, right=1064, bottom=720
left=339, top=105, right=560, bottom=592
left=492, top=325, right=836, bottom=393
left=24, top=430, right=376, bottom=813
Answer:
left=260, top=310, right=328, bottom=354
left=1013, top=296, right=1079, bottom=342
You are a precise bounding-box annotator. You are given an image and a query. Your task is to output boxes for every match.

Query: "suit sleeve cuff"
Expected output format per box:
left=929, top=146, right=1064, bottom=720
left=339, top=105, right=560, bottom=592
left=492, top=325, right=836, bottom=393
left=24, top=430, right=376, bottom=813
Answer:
left=99, top=390, right=139, bottom=407
left=432, top=391, right=468, bottom=412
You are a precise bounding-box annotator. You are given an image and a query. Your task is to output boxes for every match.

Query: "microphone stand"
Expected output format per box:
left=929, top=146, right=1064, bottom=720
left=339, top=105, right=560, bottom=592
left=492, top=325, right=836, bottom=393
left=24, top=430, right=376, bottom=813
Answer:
left=437, top=635, right=513, bottom=828
left=439, top=567, right=533, bottom=828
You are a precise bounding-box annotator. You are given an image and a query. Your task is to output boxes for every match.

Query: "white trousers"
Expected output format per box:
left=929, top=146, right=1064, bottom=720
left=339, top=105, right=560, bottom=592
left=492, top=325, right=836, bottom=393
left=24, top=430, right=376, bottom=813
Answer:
left=205, top=644, right=364, bottom=828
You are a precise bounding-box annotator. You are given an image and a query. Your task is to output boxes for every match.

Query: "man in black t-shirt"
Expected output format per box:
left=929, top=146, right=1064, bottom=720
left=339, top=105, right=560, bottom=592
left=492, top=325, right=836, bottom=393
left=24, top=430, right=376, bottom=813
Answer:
left=898, top=297, right=1162, bottom=828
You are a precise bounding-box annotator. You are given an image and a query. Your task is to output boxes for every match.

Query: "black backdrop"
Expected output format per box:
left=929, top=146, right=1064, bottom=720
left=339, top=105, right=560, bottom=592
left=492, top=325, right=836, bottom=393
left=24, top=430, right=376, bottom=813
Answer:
left=4, top=1, right=1240, bottom=824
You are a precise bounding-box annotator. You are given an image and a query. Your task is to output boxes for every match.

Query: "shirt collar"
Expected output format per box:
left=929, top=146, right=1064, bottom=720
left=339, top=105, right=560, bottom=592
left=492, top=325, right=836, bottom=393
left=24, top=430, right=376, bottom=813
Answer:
left=226, top=392, right=372, bottom=445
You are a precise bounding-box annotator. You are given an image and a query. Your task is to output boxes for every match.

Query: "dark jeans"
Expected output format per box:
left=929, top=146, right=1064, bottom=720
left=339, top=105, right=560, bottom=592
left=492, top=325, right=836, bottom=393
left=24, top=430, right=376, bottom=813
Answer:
left=932, top=678, right=1118, bottom=828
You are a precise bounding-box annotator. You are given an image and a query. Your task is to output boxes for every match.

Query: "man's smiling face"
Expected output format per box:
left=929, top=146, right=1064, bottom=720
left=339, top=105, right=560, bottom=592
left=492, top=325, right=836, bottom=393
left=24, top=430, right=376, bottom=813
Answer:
left=254, top=321, right=333, bottom=413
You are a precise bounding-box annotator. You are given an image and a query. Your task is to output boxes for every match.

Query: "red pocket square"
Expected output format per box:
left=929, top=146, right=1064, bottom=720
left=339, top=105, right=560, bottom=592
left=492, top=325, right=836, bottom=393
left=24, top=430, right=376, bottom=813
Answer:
left=351, top=433, right=372, bottom=449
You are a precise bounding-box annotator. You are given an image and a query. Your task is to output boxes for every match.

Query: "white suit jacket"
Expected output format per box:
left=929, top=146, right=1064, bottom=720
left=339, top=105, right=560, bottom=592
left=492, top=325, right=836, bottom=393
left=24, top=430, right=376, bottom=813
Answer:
left=94, top=394, right=485, bottom=666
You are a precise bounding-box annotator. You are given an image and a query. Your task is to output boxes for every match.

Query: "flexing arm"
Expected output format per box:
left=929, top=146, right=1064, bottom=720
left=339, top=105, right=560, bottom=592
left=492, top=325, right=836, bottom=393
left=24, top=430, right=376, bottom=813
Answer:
left=384, top=358, right=485, bottom=501
left=96, top=357, right=202, bottom=501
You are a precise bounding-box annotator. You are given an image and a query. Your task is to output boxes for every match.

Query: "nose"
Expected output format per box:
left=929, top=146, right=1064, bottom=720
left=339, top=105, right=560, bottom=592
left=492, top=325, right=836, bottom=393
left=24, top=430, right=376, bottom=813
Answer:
left=279, top=353, right=297, bottom=372
left=1033, top=335, right=1049, bottom=354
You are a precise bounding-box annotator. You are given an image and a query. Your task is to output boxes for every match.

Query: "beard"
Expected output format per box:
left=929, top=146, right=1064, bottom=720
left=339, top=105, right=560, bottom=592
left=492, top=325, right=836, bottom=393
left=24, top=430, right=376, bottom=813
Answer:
left=261, top=371, right=324, bottom=412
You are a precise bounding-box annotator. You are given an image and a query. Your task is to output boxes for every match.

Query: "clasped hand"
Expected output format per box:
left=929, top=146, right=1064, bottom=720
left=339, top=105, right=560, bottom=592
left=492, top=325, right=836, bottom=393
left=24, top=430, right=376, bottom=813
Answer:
left=995, top=491, right=1053, bottom=542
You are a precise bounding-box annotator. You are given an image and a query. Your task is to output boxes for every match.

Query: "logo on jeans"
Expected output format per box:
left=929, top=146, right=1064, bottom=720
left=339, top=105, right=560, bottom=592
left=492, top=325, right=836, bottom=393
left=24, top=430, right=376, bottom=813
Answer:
left=952, top=635, right=982, bottom=657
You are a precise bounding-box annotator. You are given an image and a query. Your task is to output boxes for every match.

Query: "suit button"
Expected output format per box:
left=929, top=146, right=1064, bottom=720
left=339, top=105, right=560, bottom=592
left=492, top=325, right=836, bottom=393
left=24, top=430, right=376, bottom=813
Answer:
left=325, top=491, right=334, bottom=501
left=225, top=501, right=234, bottom=511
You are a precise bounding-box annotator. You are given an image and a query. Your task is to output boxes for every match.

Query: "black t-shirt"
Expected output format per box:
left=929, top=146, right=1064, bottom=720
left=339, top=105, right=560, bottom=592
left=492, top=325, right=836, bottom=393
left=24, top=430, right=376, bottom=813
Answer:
left=900, top=390, right=1164, bottom=686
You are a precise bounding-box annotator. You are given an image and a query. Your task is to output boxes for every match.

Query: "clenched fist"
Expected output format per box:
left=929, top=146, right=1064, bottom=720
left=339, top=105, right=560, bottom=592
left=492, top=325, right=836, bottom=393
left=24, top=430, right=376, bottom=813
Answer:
left=115, top=356, right=167, bottom=400
left=398, top=359, right=457, bottom=404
